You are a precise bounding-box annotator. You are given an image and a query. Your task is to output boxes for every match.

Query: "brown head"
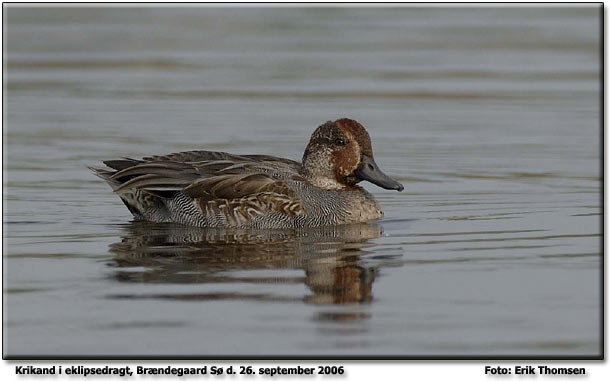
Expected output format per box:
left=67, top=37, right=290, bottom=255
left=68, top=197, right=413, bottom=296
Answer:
left=302, top=118, right=403, bottom=191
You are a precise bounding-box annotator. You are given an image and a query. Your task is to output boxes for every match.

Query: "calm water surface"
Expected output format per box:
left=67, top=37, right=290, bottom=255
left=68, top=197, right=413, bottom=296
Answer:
left=2, top=6, right=601, bottom=357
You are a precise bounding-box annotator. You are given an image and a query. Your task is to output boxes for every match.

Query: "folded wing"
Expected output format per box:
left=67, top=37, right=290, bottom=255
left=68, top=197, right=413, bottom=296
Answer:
left=90, top=150, right=305, bottom=225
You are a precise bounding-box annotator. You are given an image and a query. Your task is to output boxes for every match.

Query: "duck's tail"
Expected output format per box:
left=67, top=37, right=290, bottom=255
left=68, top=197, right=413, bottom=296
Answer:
left=88, top=160, right=171, bottom=221
left=88, top=166, right=120, bottom=190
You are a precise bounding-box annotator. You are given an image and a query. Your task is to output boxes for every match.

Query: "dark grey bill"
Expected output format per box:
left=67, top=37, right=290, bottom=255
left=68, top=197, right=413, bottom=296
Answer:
left=354, top=155, right=404, bottom=192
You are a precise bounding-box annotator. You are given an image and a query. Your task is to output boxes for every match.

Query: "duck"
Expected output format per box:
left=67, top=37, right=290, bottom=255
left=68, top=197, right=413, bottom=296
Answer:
left=90, top=118, right=403, bottom=228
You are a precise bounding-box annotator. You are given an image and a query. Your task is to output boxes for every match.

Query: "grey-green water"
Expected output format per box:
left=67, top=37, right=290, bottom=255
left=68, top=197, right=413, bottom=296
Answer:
left=2, top=6, right=601, bottom=357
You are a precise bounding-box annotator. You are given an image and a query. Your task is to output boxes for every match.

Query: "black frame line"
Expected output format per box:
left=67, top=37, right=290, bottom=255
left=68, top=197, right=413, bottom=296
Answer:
left=1, top=1, right=605, bottom=361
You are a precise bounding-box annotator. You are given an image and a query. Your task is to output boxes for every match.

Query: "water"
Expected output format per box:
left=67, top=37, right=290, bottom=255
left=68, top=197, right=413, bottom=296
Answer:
left=2, top=6, right=601, bottom=357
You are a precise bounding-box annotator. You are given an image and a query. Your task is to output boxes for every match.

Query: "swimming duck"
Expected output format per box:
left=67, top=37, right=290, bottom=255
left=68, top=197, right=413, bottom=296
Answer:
left=90, top=118, right=403, bottom=228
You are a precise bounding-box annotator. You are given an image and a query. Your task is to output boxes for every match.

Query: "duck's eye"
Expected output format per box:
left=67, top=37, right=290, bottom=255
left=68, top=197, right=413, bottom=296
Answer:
left=335, top=138, right=347, bottom=146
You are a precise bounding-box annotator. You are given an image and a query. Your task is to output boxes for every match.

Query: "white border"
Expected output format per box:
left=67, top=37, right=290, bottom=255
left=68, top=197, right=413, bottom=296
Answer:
left=1, top=1, right=606, bottom=380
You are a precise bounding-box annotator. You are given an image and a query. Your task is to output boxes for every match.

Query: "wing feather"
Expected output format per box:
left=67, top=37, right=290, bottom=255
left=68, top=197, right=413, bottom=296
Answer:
left=97, top=150, right=304, bottom=206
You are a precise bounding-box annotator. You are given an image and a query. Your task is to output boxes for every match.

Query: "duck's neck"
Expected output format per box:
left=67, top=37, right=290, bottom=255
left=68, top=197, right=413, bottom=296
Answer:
left=303, top=173, right=346, bottom=190
left=300, top=161, right=345, bottom=190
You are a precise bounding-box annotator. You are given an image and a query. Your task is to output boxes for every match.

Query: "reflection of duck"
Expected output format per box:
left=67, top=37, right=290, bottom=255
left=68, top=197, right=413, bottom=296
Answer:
left=304, top=255, right=375, bottom=304
left=108, top=221, right=382, bottom=305
left=91, top=118, right=403, bottom=228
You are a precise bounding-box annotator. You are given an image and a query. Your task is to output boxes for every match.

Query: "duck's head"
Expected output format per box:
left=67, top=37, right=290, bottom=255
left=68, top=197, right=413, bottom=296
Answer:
left=302, top=118, right=404, bottom=192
